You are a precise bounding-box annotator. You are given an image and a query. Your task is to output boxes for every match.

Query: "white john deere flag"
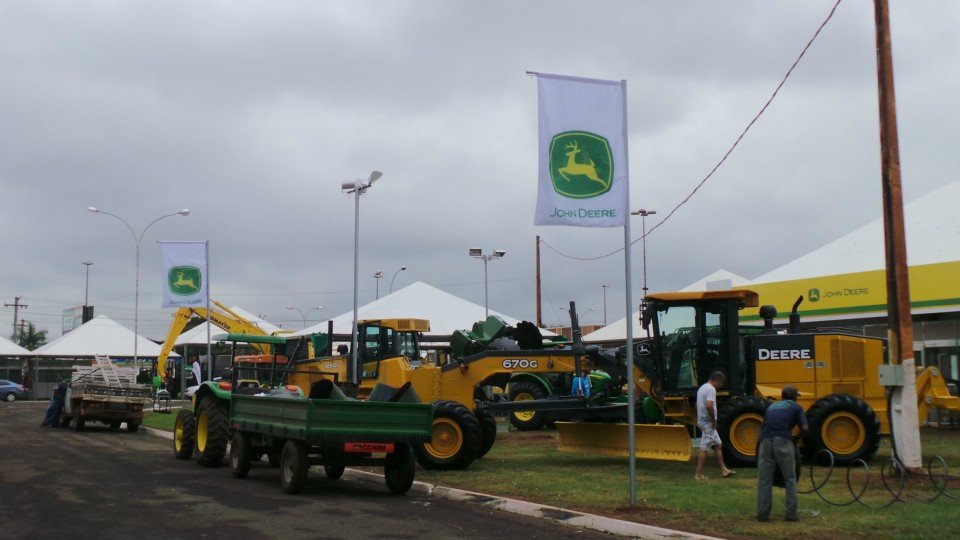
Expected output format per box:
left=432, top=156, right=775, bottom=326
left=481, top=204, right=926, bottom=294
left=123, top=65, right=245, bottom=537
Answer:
left=535, top=73, right=628, bottom=227
left=159, top=241, right=208, bottom=308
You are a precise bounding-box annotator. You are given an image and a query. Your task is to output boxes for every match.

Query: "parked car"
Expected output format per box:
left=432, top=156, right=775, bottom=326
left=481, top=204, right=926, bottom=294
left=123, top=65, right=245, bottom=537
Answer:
left=0, top=379, right=28, bottom=402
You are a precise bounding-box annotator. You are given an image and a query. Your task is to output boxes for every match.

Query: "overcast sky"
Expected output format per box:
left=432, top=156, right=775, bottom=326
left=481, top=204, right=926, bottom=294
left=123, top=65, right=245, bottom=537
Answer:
left=2, top=1, right=957, bottom=341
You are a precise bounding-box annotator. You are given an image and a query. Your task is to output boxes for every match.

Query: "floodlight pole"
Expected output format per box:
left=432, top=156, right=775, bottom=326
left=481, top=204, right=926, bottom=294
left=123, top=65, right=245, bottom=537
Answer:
left=469, top=249, right=505, bottom=317
left=343, top=171, right=382, bottom=384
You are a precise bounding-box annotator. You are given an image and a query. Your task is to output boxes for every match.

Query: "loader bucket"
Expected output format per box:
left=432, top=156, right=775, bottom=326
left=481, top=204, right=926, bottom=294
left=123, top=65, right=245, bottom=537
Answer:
left=555, top=422, right=692, bottom=462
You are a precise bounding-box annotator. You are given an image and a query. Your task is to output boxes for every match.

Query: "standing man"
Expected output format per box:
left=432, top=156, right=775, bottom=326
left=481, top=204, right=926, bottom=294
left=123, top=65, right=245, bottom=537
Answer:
left=695, top=371, right=736, bottom=480
left=191, top=356, right=202, bottom=387
left=757, top=385, right=809, bottom=522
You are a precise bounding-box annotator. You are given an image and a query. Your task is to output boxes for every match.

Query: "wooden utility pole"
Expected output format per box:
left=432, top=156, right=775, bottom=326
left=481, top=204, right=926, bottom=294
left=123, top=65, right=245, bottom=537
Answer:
left=4, top=296, right=27, bottom=341
left=874, top=0, right=921, bottom=469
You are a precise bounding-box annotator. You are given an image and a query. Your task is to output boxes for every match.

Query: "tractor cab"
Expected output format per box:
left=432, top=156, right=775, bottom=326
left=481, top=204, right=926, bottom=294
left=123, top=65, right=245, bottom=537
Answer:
left=356, top=318, right=431, bottom=377
left=639, top=290, right=759, bottom=403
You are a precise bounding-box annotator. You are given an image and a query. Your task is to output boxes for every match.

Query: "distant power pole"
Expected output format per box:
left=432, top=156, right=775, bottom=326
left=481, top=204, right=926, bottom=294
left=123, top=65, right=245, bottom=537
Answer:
left=4, top=297, right=27, bottom=340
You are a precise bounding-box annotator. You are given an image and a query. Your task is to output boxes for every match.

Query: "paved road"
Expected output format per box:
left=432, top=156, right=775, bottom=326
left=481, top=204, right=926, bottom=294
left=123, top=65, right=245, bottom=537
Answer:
left=0, top=402, right=618, bottom=540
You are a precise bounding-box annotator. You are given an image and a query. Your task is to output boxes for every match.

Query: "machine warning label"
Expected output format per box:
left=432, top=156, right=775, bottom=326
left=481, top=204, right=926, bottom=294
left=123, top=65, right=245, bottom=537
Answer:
left=345, top=442, right=395, bottom=453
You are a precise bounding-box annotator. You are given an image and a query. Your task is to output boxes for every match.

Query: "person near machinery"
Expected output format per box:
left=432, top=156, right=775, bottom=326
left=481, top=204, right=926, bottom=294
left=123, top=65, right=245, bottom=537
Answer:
left=756, top=385, right=809, bottom=522
left=694, top=371, right=736, bottom=480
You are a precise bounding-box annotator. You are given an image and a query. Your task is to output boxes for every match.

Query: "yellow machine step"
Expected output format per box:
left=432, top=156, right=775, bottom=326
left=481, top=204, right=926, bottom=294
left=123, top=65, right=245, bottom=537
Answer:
left=555, top=422, right=692, bottom=462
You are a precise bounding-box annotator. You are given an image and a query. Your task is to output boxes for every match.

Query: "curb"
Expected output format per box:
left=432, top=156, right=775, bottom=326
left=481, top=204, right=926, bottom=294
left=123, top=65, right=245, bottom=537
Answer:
left=145, top=427, right=718, bottom=540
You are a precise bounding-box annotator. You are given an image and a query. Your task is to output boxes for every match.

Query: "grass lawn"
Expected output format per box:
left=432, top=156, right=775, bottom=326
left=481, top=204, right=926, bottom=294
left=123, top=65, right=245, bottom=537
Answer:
left=144, top=410, right=959, bottom=539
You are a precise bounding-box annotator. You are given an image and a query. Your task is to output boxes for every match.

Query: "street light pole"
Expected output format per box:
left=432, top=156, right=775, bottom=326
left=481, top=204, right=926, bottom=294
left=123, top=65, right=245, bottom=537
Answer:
left=342, top=170, right=383, bottom=384
left=469, top=248, right=506, bottom=317
left=601, top=284, right=609, bottom=325
left=88, top=207, right=190, bottom=370
left=285, top=305, right=323, bottom=329
left=631, top=209, right=656, bottom=301
left=373, top=270, right=383, bottom=299
left=82, top=261, right=93, bottom=306
left=389, top=265, right=407, bottom=294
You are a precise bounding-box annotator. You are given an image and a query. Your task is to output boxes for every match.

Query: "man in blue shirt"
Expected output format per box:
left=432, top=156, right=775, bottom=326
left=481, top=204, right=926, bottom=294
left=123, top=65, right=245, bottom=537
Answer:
left=571, top=369, right=591, bottom=397
left=757, top=385, right=808, bottom=522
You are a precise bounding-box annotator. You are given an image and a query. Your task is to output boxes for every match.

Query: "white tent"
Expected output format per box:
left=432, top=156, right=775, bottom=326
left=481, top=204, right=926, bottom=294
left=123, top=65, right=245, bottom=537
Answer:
left=292, top=281, right=553, bottom=338
left=0, top=335, right=30, bottom=356
left=582, top=313, right=649, bottom=343
left=32, top=315, right=177, bottom=358
left=680, top=269, right=752, bottom=292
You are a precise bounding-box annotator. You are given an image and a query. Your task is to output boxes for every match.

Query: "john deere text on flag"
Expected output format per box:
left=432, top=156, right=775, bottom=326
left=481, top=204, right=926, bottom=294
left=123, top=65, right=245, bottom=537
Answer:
left=535, top=73, right=628, bottom=227
left=159, top=241, right=208, bottom=308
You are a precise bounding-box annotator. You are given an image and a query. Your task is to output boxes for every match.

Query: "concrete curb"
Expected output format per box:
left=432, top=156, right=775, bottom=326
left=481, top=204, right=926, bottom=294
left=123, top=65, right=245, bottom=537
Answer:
left=145, top=426, right=719, bottom=540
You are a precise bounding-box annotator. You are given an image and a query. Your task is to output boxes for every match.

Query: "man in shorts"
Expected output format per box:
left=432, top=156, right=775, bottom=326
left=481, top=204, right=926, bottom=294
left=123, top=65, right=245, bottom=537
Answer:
left=695, top=371, right=735, bottom=480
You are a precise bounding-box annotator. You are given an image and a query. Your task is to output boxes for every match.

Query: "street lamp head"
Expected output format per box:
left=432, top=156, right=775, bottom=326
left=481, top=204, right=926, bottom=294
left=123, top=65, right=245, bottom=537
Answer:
left=284, top=305, right=295, bottom=310
left=179, top=209, right=190, bottom=216
left=87, top=207, right=98, bottom=213
left=374, top=270, right=383, bottom=278
left=469, top=248, right=482, bottom=258
left=493, top=249, right=506, bottom=258
left=368, top=170, right=383, bottom=184
left=82, top=261, right=94, bottom=266
left=400, top=265, right=407, bottom=271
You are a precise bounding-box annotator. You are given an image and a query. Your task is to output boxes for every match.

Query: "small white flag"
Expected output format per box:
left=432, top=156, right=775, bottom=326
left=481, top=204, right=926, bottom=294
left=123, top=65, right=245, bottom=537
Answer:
left=159, top=241, right=208, bottom=308
left=535, top=73, right=629, bottom=227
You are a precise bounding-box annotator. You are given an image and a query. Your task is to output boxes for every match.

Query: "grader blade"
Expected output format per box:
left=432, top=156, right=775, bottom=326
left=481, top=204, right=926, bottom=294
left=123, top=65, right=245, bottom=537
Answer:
left=555, top=422, right=692, bottom=462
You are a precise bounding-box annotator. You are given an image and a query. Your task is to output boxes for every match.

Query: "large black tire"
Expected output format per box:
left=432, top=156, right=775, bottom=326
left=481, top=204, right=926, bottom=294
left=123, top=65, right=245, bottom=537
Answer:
left=127, top=421, right=140, bottom=433
left=195, top=396, right=230, bottom=467
left=173, top=409, right=196, bottom=460
left=717, top=395, right=770, bottom=467
left=507, top=380, right=549, bottom=431
left=414, top=400, right=481, bottom=471
left=230, top=432, right=253, bottom=479
left=384, top=444, right=416, bottom=495
left=475, top=409, right=497, bottom=458
left=280, top=440, right=309, bottom=494
left=803, top=394, right=881, bottom=465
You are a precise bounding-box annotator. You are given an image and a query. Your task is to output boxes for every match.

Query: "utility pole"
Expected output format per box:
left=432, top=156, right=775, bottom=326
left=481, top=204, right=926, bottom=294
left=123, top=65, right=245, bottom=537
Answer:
left=4, top=297, right=27, bottom=341
left=874, top=0, right=921, bottom=471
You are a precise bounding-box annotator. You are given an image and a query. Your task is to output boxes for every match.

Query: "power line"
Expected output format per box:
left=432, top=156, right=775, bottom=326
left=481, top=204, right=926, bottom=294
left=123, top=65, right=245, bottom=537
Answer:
left=542, top=0, right=844, bottom=262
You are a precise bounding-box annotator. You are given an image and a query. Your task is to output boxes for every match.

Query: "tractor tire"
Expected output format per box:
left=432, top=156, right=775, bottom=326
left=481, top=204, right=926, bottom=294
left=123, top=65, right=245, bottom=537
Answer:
left=508, top=380, right=548, bottom=431
left=194, top=396, right=230, bottom=467
left=414, top=400, right=481, bottom=471
left=323, top=464, right=345, bottom=479
left=173, top=409, right=196, bottom=460
left=230, top=432, right=253, bottom=479
left=717, top=395, right=770, bottom=467
left=476, top=409, right=497, bottom=459
left=803, top=394, right=880, bottom=465
left=384, top=444, right=416, bottom=495
left=280, top=440, right=309, bottom=494
left=126, top=421, right=140, bottom=433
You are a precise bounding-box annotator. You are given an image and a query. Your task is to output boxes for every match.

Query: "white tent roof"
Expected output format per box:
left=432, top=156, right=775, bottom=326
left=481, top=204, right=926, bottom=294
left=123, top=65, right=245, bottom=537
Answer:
left=582, top=313, right=649, bottom=343
left=32, top=315, right=177, bottom=358
left=753, top=182, right=960, bottom=283
left=680, top=269, right=752, bottom=292
left=0, top=335, right=30, bottom=356
left=292, top=281, right=553, bottom=338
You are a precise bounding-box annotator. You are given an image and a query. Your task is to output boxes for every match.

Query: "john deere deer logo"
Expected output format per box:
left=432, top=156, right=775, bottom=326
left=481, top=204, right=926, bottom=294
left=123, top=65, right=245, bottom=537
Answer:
left=549, top=131, right=613, bottom=199
left=168, top=266, right=202, bottom=296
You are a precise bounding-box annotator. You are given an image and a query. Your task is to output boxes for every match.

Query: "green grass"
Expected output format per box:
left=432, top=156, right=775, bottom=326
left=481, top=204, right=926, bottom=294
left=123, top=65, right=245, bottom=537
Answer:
left=144, top=409, right=959, bottom=539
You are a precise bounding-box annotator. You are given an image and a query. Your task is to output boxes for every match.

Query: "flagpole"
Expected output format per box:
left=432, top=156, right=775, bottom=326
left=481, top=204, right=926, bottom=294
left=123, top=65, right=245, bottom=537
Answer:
left=620, top=79, right=637, bottom=506
left=205, top=241, right=212, bottom=382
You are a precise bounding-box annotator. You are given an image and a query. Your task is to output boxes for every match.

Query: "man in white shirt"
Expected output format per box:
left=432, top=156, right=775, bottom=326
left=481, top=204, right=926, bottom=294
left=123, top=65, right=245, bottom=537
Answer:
left=695, top=371, right=736, bottom=480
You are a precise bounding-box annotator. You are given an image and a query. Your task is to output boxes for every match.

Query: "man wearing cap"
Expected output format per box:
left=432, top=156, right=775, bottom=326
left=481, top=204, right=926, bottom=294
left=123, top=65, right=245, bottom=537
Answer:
left=757, top=385, right=809, bottom=522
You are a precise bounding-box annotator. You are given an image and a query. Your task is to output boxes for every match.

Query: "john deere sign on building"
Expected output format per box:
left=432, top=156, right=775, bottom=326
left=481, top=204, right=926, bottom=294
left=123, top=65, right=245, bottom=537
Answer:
left=738, top=261, right=960, bottom=323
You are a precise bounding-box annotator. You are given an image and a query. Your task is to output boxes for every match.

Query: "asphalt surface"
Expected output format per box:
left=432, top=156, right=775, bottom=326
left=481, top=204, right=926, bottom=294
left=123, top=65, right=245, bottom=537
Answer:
left=1, top=401, right=714, bottom=540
